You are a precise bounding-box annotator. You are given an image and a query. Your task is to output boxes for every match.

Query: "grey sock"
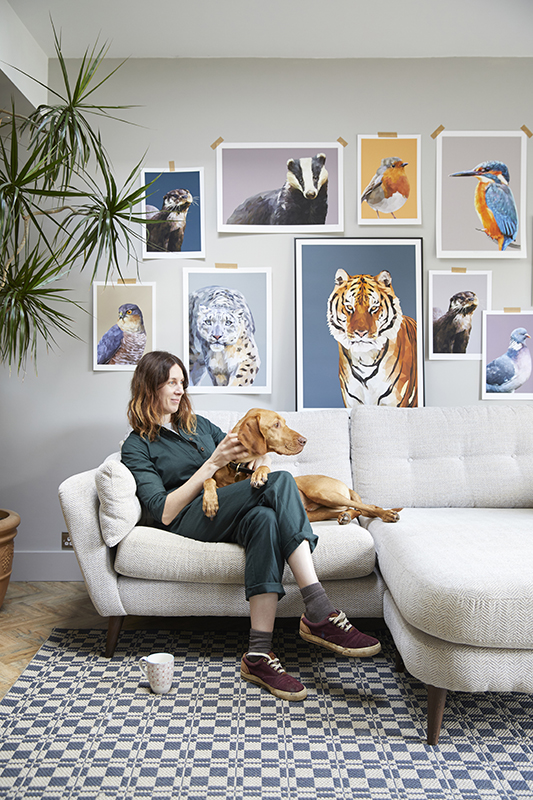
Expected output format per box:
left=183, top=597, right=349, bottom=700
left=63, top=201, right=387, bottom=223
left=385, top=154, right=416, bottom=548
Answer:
left=301, top=582, right=336, bottom=623
left=247, top=628, right=273, bottom=661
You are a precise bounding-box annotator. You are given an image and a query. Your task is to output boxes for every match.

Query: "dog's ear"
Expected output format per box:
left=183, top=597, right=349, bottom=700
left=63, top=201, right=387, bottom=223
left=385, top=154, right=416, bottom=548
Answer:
left=236, top=414, right=267, bottom=456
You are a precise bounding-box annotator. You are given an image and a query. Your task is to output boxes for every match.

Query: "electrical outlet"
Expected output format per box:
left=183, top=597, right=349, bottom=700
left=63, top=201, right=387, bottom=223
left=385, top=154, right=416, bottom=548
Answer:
left=61, top=531, right=73, bottom=550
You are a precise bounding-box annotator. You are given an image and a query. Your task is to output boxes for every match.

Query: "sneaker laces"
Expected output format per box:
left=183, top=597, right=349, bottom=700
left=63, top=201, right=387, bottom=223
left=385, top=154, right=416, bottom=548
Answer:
left=246, top=652, right=286, bottom=673
left=329, top=611, right=353, bottom=632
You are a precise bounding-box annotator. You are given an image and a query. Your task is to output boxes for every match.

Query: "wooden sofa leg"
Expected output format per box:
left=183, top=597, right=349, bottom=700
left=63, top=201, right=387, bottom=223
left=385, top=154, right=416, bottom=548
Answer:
left=394, top=650, right=405, bottom=672
left=105, top=615, right=125, bottom=658
left=426, top=684, right=447, bottom=745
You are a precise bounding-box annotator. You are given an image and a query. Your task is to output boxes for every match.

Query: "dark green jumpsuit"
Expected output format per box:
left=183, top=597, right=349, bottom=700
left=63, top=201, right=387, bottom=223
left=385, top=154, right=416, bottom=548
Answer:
left=120, top=416, right=318, bottom=600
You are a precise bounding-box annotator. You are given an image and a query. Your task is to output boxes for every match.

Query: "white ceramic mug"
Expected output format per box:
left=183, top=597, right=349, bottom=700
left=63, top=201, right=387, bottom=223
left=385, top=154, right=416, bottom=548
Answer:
left=138, top=652, right=174, bottom=694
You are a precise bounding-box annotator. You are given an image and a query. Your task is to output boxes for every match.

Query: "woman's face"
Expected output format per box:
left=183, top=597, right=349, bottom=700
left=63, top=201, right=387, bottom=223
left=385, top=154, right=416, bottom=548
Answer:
left=157, top=363, right=185, bottom=422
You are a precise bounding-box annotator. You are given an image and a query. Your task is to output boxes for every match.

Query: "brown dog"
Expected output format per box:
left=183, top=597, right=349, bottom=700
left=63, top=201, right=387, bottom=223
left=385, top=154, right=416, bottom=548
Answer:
left=202, top=408, right=307, bottom=519
left=202, top=408, right=400, bottom=524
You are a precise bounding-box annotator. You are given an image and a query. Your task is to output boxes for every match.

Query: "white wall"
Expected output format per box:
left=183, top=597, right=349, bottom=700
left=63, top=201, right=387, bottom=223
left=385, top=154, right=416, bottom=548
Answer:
left=0, top=0, right=48, bottom=108
left=2, top=56, right=532, bottom=580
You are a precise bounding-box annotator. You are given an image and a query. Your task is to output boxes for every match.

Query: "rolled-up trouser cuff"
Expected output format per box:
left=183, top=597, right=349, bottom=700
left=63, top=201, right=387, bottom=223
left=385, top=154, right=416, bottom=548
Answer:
left=246, top=581, right=286, bottom=601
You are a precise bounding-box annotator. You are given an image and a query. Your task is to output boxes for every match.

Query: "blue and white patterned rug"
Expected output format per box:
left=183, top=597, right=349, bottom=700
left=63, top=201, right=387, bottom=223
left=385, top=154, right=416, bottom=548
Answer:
left=0, top=627, right=532, bottom=799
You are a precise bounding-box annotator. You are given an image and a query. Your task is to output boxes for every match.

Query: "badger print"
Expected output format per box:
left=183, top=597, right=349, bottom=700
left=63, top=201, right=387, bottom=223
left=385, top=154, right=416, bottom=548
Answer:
left=227, top=153, right=329, bottom=225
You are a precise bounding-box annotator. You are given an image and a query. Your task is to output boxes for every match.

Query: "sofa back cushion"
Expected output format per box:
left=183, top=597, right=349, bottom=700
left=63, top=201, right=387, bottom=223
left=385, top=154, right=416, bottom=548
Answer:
left=199, top=409, right=353, bottom=487
left=350, top=405, right=533, bottom=508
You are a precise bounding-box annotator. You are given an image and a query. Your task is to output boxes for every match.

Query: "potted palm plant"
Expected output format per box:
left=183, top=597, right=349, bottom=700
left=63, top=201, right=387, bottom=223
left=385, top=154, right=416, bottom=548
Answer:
left=0, top=26, right=149, bottom=372
left=0, top=27, right=149, bottom=603
left=0, top=510, right=19, bottom=608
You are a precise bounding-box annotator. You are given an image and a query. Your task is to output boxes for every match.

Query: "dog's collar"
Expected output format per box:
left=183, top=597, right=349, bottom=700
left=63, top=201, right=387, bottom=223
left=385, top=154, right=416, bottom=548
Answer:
left=229, top=461, right=254, bottom=476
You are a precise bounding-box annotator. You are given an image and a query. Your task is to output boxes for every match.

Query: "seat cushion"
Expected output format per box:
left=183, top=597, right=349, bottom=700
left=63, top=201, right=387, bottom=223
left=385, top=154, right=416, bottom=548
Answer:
left=362, top=508, right=533, bottom=649
left=114, top=519, right=376, bottom=584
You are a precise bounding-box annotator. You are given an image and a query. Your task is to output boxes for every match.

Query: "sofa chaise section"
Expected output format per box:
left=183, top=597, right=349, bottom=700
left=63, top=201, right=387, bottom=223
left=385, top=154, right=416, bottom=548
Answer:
left=352, top=404, right=533, bottom=744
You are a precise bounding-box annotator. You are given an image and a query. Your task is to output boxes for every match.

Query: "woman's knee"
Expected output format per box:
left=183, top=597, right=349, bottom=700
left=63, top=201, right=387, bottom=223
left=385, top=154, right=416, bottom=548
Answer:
left=265, top=470, right=296, bottom=488
left=262, top=469, right=303, bottom=502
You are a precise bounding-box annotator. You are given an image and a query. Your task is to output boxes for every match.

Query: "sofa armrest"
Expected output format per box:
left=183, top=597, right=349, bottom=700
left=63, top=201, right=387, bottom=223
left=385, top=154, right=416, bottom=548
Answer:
left=58, top=470, right=127, bottom=618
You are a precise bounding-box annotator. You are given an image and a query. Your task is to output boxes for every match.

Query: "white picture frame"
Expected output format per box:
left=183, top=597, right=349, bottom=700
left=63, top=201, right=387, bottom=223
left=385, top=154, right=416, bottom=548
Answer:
left=93, top=282, right=156, bottom=371
left=141, top=167, right=205, bottom=259
left=183, top=267, right=272, bottom=394
left=357, top=134, right=421, bottom=225
left=428, top=270, right=492, bottom=360
left=216, top=142, right=343, bottom=233
left=436, top=131, right=527, bottom=259
left=482, top=310, right=533, bottom=399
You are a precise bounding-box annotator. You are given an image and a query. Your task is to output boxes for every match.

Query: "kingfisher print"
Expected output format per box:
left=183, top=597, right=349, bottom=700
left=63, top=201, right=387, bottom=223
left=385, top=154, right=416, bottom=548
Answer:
left=450, top=160, right=518, bottom=251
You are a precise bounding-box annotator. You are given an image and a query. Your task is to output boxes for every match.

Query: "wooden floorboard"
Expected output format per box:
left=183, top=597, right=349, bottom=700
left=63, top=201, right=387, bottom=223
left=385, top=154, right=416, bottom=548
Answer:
left=0, top=581, right=108, bottom=700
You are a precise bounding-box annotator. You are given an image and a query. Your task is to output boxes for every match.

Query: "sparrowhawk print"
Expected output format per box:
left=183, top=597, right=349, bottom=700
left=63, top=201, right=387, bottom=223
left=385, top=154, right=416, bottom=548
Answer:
left=97, top=303, right=147, bottom=365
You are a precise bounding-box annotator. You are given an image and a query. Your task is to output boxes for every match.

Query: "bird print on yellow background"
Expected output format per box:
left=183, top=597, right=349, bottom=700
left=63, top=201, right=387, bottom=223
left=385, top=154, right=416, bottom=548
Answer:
left=361, top=157, right=410, bottom=219
left=97, top=303, right=147, bottom=365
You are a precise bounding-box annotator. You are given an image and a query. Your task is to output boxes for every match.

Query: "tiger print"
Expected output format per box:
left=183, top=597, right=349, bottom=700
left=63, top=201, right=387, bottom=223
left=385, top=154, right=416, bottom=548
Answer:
left=189, top=286, right=260, bottom=387
left=327, top=269, right=418, bottom=407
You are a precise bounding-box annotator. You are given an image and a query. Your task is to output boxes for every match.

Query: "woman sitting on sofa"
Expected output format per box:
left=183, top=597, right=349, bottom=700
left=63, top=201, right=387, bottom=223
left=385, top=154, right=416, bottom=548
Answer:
left=121, top=350, right=381, bottom=701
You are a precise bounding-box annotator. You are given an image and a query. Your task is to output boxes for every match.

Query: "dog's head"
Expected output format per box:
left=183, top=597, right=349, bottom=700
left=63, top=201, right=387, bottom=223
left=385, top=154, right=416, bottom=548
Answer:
left=233, top=409, right=307, bottom=457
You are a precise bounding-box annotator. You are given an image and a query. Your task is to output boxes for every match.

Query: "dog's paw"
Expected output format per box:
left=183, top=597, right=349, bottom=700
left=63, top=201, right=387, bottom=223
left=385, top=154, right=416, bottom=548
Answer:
left=202, top=497, right=219, bottom=519
left=337, top=511, right=354, bottom=525
left=250, top=466, right=270, bottom=488
left=383, top=508, right=401, bottom=523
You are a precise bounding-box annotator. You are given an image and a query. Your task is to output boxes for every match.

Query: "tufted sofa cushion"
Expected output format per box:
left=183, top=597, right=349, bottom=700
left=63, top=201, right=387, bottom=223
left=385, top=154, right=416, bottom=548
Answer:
left=351, top=405, right=533, bottom=509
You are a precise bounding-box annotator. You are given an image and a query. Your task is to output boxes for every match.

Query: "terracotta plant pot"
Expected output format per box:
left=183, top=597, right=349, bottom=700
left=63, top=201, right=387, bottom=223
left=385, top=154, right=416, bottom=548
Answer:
left=0, top=509, right=20, bottom=609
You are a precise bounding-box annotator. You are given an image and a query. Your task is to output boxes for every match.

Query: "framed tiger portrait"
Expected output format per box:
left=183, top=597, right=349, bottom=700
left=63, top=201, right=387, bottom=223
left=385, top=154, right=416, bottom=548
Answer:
left=295, top=238, right=424, bottom=410
left=183, top=267, right=272, bottom=394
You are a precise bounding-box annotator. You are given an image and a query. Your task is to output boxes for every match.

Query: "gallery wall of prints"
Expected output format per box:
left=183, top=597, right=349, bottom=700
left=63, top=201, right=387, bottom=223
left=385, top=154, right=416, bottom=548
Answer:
left=110, top=126, right=532, bottom=405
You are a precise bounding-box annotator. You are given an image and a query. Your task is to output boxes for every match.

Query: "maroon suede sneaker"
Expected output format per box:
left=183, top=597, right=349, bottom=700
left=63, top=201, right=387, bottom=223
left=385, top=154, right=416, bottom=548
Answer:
left=241, top=652, right=307, bottom=701
left=300, top=610, right=381, bottom=657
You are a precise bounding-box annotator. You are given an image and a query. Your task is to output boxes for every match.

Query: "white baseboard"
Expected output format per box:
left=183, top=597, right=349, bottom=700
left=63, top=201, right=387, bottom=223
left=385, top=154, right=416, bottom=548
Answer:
left=11, top=552, right=83, bottom=581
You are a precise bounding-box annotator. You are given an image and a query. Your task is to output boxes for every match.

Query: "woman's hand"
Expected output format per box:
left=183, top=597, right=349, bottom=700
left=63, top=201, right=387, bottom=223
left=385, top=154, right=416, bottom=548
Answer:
left=206, top=433, right=251, bottom=469
left=162, top=433, right=259, bottom=526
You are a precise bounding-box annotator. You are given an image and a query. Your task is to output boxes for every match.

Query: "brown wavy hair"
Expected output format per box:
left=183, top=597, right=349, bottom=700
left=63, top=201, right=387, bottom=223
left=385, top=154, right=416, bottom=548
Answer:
left=127, top=351, right=196, bottom=441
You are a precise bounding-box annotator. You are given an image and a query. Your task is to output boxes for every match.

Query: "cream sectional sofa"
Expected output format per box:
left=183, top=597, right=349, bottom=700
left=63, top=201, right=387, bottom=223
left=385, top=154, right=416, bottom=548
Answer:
left=58, top=404, right=533, bottom=745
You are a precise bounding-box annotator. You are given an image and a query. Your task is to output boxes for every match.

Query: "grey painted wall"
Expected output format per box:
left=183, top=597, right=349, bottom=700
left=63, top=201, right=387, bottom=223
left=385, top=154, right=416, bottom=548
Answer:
left=2, top=56, right=532, bottom=580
